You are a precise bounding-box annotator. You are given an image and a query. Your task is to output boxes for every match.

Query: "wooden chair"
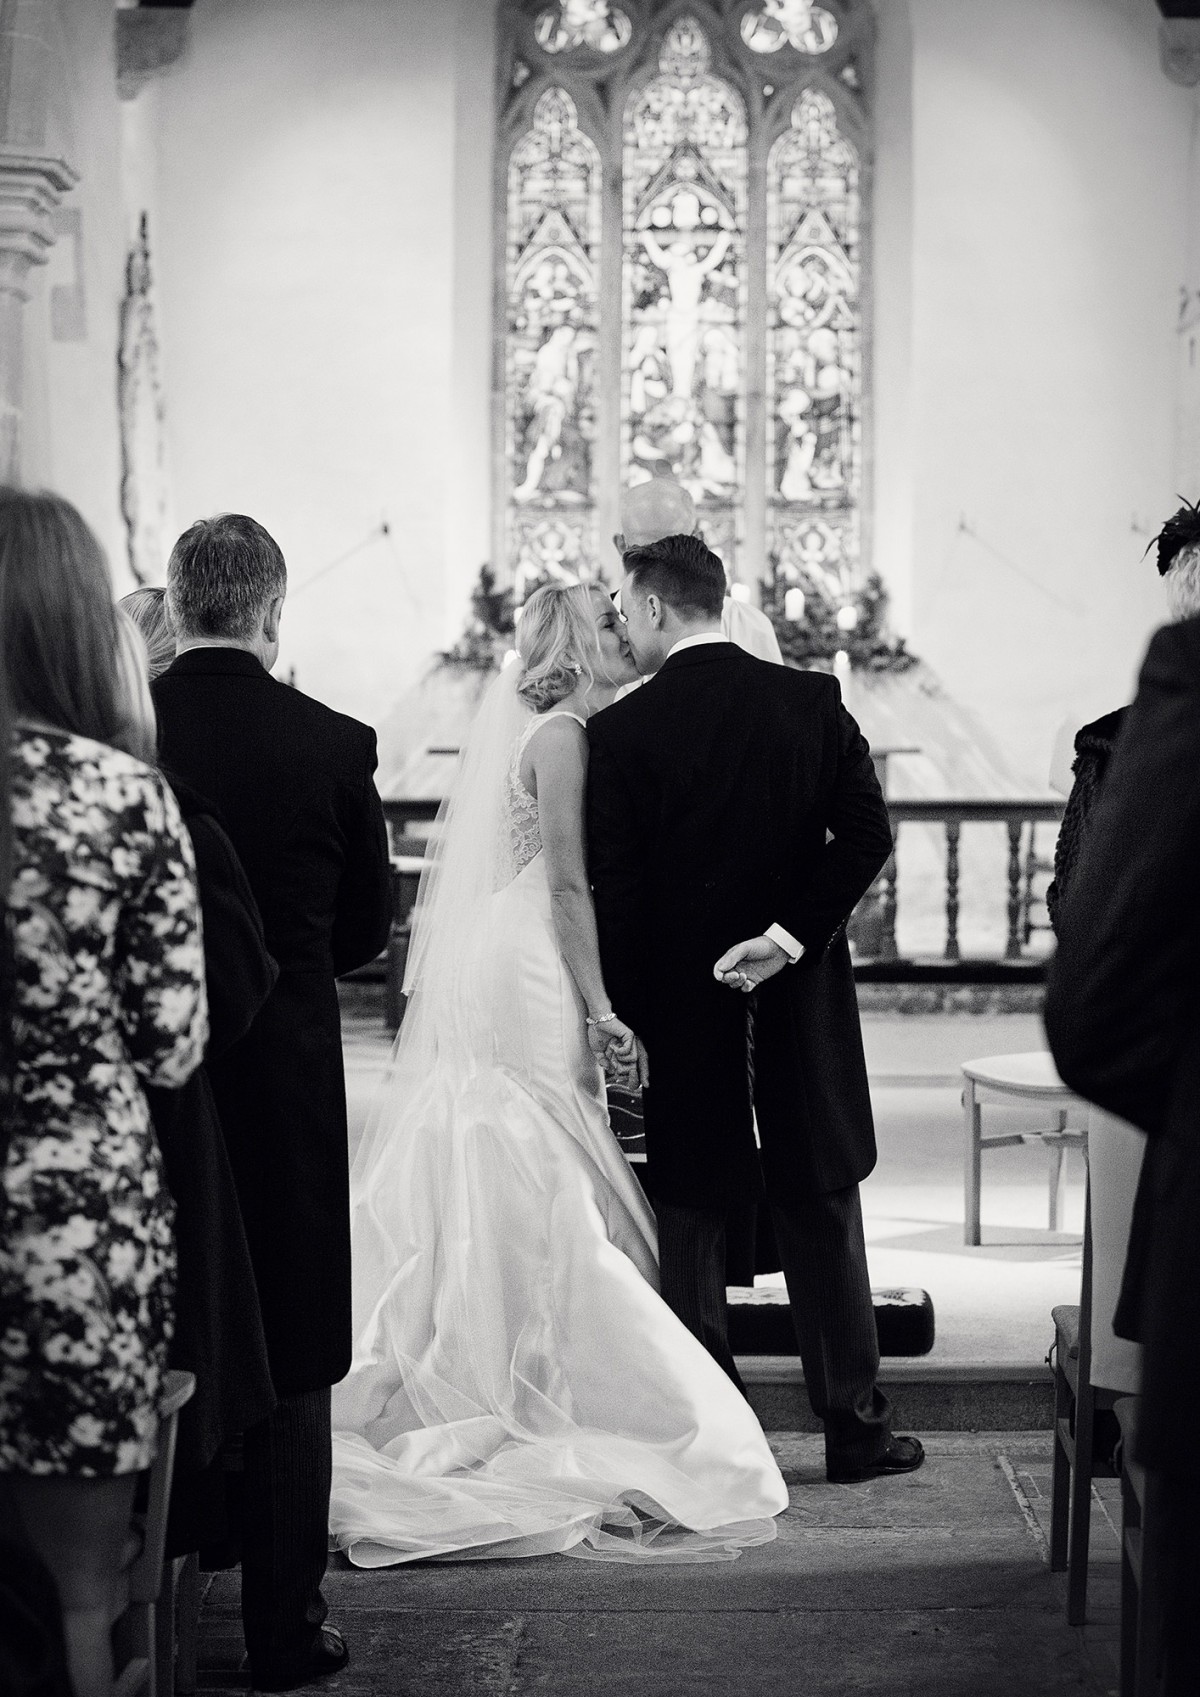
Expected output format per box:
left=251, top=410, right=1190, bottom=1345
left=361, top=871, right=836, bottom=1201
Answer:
left=961, top=1051, right=1086, bottom=1245
left=1049, top=1175, right=1117, bottom=1626
left=1113, top=1397, right=1162, bottom=1697
left=112, top=1369, right=195, bottom=1697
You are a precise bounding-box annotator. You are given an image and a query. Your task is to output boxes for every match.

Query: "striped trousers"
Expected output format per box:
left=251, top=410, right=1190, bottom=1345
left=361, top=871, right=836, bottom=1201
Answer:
left=240, top=1386, right=332, bottom=1682
left=656, top=1185, right=891, bottom=1468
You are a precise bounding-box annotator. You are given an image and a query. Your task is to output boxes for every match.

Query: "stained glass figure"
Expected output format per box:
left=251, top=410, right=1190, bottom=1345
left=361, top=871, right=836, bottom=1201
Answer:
left=767, top=88, right=861, bottom=595
left=505, top=88, right=602, bottom=592
left=535, top=1, right=633, bottom=54
left=741, top=2, right=839, bottom=57
left=621, top=18, right=747, bottom=570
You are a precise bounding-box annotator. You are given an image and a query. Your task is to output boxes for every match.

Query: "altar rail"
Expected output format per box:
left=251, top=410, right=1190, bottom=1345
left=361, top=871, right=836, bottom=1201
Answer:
left=852, top=798, right=1064, bottom=982
left=377, top=796, right=1065, bottom=994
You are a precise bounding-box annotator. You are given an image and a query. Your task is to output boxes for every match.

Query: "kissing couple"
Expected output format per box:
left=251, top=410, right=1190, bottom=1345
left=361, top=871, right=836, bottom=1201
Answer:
left=329, top=527, right=923, bottom=1566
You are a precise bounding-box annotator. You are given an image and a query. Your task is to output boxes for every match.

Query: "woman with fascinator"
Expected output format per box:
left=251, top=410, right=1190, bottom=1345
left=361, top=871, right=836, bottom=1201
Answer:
left=1046, top=501, right=1200, bottom=1415
left=330, top=580, right=787, bottom=1566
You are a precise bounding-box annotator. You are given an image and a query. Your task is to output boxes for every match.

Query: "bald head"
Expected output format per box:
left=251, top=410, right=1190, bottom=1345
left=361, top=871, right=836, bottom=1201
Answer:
left=616, top=479, right=698, bottom=551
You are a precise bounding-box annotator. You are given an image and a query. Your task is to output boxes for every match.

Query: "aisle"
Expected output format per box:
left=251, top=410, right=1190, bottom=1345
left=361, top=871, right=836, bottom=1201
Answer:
left=193, top=1433, right=1118, bottom=1695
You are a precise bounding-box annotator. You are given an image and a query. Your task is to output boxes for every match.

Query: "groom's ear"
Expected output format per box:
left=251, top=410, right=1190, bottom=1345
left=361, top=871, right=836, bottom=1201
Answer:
left=613, top=532, right=626, bottom=555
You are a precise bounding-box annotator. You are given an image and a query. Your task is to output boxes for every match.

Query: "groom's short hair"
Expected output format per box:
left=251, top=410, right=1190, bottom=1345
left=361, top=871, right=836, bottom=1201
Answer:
left=623, top=533, right=725, bottom=621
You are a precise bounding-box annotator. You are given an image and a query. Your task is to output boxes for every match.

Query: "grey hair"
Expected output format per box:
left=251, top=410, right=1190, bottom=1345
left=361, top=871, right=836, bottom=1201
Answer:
left=1165, top=543, right=1200, bottom=620
left=166, top=513, right=287, bottom=642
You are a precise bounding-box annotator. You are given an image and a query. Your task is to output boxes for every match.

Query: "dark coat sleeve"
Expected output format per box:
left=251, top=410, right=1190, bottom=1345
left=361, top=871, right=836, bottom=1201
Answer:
left=187, top=812, right=278, bottom=1059
left=776, top=687, right=894, bottom=962
left=1044, top=620, right=1200, bottom=1136
left=331, top=726, right=393, bottom=977
left=586, top=720, right=649, bottom=1033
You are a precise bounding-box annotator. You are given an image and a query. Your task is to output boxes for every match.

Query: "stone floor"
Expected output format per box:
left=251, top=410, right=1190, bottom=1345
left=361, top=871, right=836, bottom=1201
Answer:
left=192, top=1434, right=1122, bottom=1696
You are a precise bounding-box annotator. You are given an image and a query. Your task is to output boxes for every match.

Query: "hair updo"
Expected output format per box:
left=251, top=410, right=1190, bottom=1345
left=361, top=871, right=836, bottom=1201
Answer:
left=1147, top=500, right=1200, bottom=621
left=515, top=581, right=597, bottom=712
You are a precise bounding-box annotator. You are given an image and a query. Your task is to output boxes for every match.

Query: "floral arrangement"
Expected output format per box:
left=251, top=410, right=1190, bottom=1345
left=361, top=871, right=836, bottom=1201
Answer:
left=440, top=566, right=517, bottom=671
left=759, top=562, right=917, bottom=673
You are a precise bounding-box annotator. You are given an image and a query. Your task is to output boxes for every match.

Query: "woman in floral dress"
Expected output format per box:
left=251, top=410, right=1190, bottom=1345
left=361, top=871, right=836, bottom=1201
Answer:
left=0, top=491, right=208, bottom=1697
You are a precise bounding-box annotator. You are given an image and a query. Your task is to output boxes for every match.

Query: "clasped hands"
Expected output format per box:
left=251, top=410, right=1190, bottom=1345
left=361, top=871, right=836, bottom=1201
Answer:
left=588, top=1015, right=650, bottom=1092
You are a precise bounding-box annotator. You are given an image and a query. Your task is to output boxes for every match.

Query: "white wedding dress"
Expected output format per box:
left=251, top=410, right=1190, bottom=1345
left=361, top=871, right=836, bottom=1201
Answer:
left=329, top=682, right=788, bottom=1566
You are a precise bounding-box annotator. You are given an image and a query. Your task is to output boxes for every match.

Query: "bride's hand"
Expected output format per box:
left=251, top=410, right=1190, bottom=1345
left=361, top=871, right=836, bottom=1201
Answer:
left=588, top=1016, right=646, bottom=1090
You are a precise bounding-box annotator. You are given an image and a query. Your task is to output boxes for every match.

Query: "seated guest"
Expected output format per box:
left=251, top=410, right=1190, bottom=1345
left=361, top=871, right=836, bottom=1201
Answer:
left=112, top=610, right=278, bottom=1557
left=1044, top=613, right=1200, bottom=1697
left=614, top=478, right=783, bottom=664
left=0, top=490, right=208, bottom=1697
left=153, top=514, right=392, bottom=1692
left=1046, top=505, right=1200, bottom=1405
left=119, top=585, right=175, bottom=680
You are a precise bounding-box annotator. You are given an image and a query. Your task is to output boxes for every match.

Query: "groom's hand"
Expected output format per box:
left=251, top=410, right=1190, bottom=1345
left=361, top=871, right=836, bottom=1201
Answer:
left=713, top=936, right=789, bottom=993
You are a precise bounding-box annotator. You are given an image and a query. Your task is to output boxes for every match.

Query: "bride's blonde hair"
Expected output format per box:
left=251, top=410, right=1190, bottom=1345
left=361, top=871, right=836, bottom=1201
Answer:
left=515, top=581, right=597, bottom=712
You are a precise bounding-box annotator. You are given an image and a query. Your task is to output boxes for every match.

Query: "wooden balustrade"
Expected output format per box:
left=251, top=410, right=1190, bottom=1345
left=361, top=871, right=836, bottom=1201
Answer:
left=376, top=795, right=1065, bottom=1000
left=857, top=799, right=1064, bottom=978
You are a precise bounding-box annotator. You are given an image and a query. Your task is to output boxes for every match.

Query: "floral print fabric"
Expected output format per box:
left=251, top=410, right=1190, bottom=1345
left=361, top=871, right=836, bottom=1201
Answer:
left=1, top=729, right=207, bottom=1476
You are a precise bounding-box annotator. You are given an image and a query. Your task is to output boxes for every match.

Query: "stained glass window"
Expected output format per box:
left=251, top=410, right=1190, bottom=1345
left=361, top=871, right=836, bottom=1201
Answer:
left=498, top=1, right=872, bottom=605
left=741, top=2, right=839, bottom=56
left=622, top=18, right=747, bottom=571
left=504, top=87, right=602, bottom=596
left=534, top=1, right=632, bottom=54
left=767, top=88, right=862, bottom=599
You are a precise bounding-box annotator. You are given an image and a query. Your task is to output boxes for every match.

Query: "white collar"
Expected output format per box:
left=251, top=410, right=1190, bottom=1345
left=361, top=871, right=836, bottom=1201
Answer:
left=666, top=632, right=729, bottom=659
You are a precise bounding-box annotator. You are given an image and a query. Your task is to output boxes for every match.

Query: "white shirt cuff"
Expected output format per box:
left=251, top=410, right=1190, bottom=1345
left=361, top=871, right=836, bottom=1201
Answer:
left=765, top=923, right=804, bottom=963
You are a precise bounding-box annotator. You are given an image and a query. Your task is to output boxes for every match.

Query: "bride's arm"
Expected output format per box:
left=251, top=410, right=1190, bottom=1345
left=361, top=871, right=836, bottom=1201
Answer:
left=527, top=719, right=638, bottom=1063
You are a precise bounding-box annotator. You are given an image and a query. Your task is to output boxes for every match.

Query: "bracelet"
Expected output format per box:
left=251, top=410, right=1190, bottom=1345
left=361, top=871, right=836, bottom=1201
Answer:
left=586, top=1009, right=617, bottom=1027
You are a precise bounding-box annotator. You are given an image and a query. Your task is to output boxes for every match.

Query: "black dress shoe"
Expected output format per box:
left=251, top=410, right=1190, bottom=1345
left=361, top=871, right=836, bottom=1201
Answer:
left=251, top=1625, right=350, bottom=1692
left=826, top=1435, right=926, bottom=1485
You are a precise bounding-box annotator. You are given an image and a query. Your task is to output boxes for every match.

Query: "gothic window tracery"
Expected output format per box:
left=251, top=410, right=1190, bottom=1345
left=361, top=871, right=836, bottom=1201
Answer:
left=499, top=0, right=872, bottom=603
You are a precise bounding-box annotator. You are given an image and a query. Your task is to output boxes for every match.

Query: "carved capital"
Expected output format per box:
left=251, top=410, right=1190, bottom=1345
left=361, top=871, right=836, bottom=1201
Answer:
left=116, top=8, right=192, bottom=101
left=0, top=149, right=78, bottom=301
left=1160, top=19, right=1200, bottom=86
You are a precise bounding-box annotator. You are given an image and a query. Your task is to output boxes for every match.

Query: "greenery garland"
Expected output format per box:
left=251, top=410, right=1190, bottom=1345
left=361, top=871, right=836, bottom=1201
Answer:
left=444, top=560, right=918, bottom=676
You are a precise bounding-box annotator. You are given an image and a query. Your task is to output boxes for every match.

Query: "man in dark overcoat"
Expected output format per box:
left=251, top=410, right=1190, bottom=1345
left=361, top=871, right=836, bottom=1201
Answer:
left=1045, top=614, right=1200, bottom=1697
left=587, top=532, right=922, bottom=1483
left=154, top=513, right=392, bottom=1692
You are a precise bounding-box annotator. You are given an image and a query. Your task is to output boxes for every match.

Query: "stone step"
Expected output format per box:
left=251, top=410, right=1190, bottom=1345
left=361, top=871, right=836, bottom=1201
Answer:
left=741, top=1356, right=1053, bottom=1433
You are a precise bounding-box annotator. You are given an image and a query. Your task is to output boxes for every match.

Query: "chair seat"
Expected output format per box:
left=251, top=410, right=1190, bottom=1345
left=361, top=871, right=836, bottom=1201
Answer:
left=962, top=1050, right=1075, bottom=1098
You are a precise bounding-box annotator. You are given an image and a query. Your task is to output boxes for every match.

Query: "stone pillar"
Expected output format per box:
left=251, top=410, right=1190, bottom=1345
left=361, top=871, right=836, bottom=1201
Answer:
left=0, top=148, right=76, bottom=482
left=0, top=0, right=78, bottom=484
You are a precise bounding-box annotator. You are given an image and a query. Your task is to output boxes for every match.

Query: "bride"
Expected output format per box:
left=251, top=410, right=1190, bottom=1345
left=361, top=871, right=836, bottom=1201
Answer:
left=329, top=581, right=788, bottom=1565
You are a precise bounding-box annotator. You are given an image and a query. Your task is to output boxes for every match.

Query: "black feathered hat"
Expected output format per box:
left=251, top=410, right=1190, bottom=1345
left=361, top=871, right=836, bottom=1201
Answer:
left=1146, top=497, right=1200, bottom=576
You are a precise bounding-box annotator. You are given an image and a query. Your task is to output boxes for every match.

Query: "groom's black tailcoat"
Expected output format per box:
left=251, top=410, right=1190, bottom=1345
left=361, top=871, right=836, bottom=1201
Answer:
left=587, top=642, right=892, bottom=1209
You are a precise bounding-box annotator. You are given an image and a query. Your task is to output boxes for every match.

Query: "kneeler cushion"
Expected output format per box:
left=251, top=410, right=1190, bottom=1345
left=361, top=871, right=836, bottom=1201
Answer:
left=727, top=1285, right=936, bottom=1358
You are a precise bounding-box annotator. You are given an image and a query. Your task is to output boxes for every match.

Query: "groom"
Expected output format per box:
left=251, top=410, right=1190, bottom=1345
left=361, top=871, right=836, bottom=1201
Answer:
left=587, top=532, right=923, bottom=1483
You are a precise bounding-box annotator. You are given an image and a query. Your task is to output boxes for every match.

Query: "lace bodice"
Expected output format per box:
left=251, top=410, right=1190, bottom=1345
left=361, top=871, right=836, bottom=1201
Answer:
left=501, top=711, right=586, bottom=881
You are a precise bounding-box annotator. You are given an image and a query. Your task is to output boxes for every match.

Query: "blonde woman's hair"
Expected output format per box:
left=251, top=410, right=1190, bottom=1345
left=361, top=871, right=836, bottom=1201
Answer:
left=112, top=609, right=158, bottom=765
left=515, top=581, right=597, bottom=712
left=119, top=585, right=175, bottom=679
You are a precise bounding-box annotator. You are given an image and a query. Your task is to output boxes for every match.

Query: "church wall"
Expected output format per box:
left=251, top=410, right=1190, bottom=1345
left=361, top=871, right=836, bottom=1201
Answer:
left=20, top=0, right=128, bottom=583
left=899, top=0, right=1194, bottom=783
left=152, top=0, right=495, bottom=726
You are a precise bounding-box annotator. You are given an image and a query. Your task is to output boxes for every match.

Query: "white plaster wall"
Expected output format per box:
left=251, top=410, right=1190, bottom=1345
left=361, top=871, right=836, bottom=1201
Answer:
left=900, top=0, right=1195, bottom=784
left=20, top=0, right=128, bottom=585
left=153, top=0, right=495, bottom=726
